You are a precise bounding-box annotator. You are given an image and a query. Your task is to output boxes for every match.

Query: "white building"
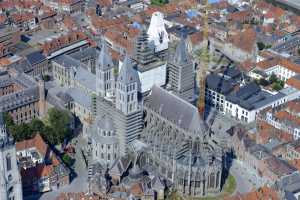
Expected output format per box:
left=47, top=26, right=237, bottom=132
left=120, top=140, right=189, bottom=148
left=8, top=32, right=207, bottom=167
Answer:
left=206, top=74, right=300, bottom=123
left=254, top=58, right=300, bottom=82
left=147, top=12, right=169, bottom=53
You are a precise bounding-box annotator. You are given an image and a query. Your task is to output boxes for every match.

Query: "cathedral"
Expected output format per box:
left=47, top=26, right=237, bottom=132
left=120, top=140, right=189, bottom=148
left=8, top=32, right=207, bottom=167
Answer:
left=0, top=112, right=23, bottom=200
left=89, top=12, right=224, bottom=198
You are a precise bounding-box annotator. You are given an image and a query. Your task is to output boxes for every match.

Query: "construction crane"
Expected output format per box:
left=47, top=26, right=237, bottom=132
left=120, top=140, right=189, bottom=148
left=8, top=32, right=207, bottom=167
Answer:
left=197, top=0, right=210, bottom=119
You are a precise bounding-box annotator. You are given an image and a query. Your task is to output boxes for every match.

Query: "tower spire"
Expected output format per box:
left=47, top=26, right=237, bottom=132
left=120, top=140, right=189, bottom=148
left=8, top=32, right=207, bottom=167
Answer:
left=116, top=54, right=141, bottom=115
left=96, top=41, right=115, bottom=97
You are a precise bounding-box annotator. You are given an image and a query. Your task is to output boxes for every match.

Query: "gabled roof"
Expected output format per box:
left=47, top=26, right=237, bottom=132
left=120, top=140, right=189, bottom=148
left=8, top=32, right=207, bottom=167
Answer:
left=206, top=74, right=236, bottom=95
left=146, top=85, right=206, bottom=133
left=26, top=51, right=46, bottom=66
left=97, top=42, right=114, bottom=71
left=16, top=134, right=49, bottom=157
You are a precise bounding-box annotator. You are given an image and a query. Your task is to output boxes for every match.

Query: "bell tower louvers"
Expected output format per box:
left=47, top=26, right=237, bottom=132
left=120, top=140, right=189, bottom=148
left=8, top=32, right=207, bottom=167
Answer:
left=167, top=37, right=195, bottom=102
left=116, top=55, right=141, bottom=115
left=114, top=55, right=143, bottom=154
left=96, top=42, right=115, bottom=98
left=0, top=112, right=23, bottom=200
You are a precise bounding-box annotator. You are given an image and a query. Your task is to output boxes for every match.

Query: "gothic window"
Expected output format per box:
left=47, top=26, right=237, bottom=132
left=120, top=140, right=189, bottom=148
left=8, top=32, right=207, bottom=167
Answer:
left=8, top=186, right=13, bottom=194
left=216, top=171, right=220, bottom=188
left=209, top=173, right=215, bottom=188
left=6, top=155, right=12, bottom=171
left=107, top=154, right=110, bottom=161
left=8, top=174, right=12, bottom=182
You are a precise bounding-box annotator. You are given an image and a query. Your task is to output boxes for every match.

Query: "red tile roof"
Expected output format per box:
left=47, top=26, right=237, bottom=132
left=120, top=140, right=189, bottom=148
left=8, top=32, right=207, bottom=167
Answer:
left=225, top=186, right=281, bottom=200
left=41, top=31, right=88, bottom=55
left=229, top=28, right=256, bottom=53
left=16, top=134, right=48, bottom=157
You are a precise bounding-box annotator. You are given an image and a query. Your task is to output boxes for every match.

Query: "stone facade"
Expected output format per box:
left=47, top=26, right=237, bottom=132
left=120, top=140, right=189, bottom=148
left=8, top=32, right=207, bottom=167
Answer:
left=91, top=115, right=119, bottom=166
left=167, top=37, right=195, bottom=102
left=0, top=112, right=23, bottom=200
left=0, top=72, right=47, bottom=124
left=140, top=86, right=223, bottom=197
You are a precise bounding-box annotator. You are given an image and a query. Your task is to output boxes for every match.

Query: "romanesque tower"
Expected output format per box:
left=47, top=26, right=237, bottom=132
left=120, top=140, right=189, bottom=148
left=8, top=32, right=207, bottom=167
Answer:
left=115, top=55, right=143, bottom=154
left=0, top=112, right=23, bottom=200
left=167, top=37, right=195, bottom=102
left=96, top=42, right=115, bottom=98
left=116, top=55, right=141, bottom=115
left=134, top=26, right=155, bottom=66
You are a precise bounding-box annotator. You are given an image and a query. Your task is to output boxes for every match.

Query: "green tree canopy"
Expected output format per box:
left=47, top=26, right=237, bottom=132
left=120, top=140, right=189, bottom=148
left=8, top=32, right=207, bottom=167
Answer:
left=257, top=42, right=265, bottom=51
left=3, top=108, right=72, bottom=144
left=46, top=108, right=71, bottom=144
left=151, top=0, right=168, bottom=6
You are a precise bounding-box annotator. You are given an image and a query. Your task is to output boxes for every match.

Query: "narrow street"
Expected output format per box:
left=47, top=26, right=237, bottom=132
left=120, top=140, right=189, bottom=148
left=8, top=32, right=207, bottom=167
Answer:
left=230, top=159, right=265, bottom=195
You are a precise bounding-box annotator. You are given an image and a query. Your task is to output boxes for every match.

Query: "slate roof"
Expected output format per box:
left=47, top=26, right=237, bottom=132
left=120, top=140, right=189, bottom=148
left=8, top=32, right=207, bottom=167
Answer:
left=226, top=82, right=285, bottom=110
left=206, top=74, right=236, bottom=95
left=96, top=115, right=115, bottom=131
left=118, top=55, right=140, bottom=85
left=173, top=37, right=191, bottom=65
left=278, top=172, right=300, bottom=193
left=97, top=42, right=114, bottom=71
left=146, top=85, right=206, bottom=133
left=25, top=51, right=46, bottom=65
left=69, top=47, right=98, bottom=61
left=53, top=54, right=81, bottom=69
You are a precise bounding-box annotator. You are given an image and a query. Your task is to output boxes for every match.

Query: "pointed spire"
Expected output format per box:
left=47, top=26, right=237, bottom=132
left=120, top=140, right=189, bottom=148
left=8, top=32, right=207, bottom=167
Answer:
left=173, top=36, right=191, bottom=65
left=0, top=111, right=8, bottom=142
left=97, top=41, right=113, bottom=71
left=118, top=55, right=140, bottom=85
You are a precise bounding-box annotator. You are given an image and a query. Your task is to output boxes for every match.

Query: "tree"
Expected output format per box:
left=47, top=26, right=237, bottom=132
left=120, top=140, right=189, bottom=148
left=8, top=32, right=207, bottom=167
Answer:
left=272, top=82, right=283, bottom=91
left=29, top=118, right=45, bottom=133
left=151, top=0, right=168, bottom=6
left=62, top=153, right=75, bottom=167
left=257, top=42, right=265, bottom=51
left=46, top=108, right=71, bottom=144
left=3, top=109, right=72, bottom=145
left=269, top=74, right=278, bottom=83
left=11, top=123, right=34, bottom=142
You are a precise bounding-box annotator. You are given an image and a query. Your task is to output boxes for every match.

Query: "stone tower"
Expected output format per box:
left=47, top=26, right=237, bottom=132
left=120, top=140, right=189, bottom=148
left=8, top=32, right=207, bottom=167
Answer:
left=0, top=112, right=23, bottom=200
left=116, top=55, right=141, bottom=115
left=91, top=115, right=119, bottom=167
left=167, top=37, right=195, bottom=102
left=96, top=42, right=115, bottom=98
left=134, top=26, right=155, bottom=66
left=95, top=54, right=143, bottom=156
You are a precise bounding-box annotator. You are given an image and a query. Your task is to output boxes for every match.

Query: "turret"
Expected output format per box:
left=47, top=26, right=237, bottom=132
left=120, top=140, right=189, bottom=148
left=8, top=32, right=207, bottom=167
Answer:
left=96, top=42, right=115, bottom=98
left=115, top=55, right=141, bottom=115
